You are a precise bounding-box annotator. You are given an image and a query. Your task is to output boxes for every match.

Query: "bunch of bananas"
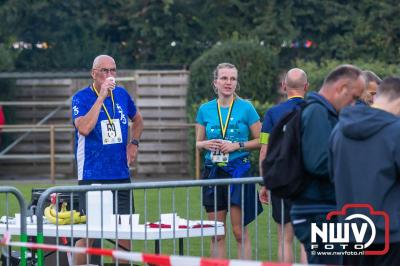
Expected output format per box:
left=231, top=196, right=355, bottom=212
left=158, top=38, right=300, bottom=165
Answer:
left=44, top=202, right=86, bottom=225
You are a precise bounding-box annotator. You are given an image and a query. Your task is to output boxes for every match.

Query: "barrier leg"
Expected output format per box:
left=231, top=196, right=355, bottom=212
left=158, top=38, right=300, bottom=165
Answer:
left=20, top=233, right=27, bottom=266
left=37, top=233, right=44, bottom=266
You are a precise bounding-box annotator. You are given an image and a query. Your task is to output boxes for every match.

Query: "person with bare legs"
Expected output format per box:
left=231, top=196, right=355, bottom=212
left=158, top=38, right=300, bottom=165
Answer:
left=196, top=63, right=263, bottom=259
left=72, top=55, right=143, bottom=265
left=259, top=68, right=308, bottom=263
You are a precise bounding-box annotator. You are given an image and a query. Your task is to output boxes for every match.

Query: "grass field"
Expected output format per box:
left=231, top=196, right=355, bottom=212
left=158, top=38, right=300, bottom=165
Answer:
left=0, top=181, right=305, bottom=263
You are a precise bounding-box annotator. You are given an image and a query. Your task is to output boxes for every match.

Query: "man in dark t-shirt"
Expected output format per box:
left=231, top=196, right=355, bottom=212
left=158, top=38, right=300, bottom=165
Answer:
left=259, top=68, right=308, bottom=263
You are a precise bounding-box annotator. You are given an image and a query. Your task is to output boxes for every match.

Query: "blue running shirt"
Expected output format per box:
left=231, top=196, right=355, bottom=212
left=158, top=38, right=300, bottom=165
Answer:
left=72, top=86, right=137, bottom=181
left=260, top=96, right=304, bottom=144
left=196, top=97, right=260, bottom=161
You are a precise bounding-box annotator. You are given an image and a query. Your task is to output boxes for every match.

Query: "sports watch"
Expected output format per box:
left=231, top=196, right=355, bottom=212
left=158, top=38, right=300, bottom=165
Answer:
left=130, top=138, right=140, bottom=146
left=239, top=142, right=245, bottom=151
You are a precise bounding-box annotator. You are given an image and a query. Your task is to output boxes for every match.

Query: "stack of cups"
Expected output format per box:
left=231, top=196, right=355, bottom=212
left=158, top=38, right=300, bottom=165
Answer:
left=87, top=189, right=114, bottom=229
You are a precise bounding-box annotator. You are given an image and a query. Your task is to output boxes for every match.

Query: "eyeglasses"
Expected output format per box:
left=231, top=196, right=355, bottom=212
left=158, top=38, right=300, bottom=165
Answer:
left=95, top=68, right=117, bottom=75
left=218, top=76, right=237, bottom=82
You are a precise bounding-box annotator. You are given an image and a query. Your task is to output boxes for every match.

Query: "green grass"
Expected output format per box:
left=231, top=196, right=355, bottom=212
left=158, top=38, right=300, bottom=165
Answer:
left=0, top=182, right=305, bottom=263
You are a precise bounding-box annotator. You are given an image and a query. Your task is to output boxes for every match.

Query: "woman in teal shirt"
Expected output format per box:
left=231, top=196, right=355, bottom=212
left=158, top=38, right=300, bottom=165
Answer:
left=196, top=62, right=263, bottom=259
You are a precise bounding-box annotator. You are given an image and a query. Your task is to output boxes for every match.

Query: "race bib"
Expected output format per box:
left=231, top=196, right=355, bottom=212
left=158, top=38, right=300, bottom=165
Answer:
left=211, top=151, right=229, bottom=163
left=211, top=140, right=231, bottom=163
left=101, top=119, right=122, bottom=145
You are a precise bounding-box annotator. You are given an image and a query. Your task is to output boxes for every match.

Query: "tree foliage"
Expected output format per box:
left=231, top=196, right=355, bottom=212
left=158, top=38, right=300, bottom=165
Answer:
left=295, top=59, right=400, bottom=91
left=188, top=40, right=279, bottom=106
left=0, top=0, right=399, bottom=70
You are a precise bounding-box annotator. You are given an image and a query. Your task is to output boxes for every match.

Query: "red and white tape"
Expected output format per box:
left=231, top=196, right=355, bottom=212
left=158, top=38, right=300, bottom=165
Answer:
left=0, top=233, right=302, bottom=266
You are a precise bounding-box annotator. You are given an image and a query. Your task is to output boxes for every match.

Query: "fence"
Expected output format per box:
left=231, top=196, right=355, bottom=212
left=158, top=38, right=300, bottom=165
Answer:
left=0, top=76, right=90, bottom=178
left=0, top=123, right=200, bottom=183
left=134, top=70, right=190, bottom=177
left=0, top=186, right=27, bottom=266
left=0, top=75, right=135, bottom=179
left=34, top=177, right=265, bottom=265
left=0, top=179, right=305, bottom=266
left=0, top=70, right=191, bottom=179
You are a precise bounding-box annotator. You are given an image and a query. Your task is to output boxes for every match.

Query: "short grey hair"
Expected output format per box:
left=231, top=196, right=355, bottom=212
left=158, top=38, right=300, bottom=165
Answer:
left=92, top=55, right=115, bottom=69
left=285, top=68, right=308, bottom=89
left=363, top=70, right=382, bottom=85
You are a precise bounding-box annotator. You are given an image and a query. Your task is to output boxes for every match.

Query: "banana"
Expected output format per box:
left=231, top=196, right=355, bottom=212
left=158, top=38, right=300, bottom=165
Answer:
left=44, top=205, right=69, bottom=225
left=44, top=205, right=56, bottom=224
left=60, top=202, right=68, bottom=213
left=50, top=203, right=80, bottom=219
left=79, top=215, right=86, bottom=223
left=45, top=203, right=86, bottom=225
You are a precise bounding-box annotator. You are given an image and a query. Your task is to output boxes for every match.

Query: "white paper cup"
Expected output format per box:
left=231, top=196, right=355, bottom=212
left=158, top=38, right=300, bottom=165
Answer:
left=110, top=214, right=119, bottom=225
left=87, top=190, right=114, bottom=229
left=32, top=215, right=37, bottom=224
left=15, top=213, right=21, bottom=226
left=119, top=214, right=129, bottom=225
left=112, top=214, right=140, bottom=227
left=161, top=213, right=179, bottom=228
left=130, top=214, right=139, bottom=226
left=106, top=77, right=115, bottom=83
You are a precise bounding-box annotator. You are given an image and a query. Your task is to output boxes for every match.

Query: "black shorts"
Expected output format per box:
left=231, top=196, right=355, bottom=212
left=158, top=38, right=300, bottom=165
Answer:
left=271, top=193, right=292, bottom=224
left=202, top=167, right=238, bottom=213
left=78, top=179, right=135, bottom=215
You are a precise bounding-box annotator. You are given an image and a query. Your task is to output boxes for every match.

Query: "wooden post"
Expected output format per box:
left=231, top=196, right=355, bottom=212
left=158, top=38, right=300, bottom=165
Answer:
left=195, top=148, right=200, bottom=180
left=50, top=125, right=55, bottom=184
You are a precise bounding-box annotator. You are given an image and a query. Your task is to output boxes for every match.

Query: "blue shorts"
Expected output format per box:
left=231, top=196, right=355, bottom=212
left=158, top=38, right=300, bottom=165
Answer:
left=202, top=167, right=232, bottom=212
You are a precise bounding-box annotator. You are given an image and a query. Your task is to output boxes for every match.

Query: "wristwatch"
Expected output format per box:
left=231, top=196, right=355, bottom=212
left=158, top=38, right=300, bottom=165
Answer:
left=130, top=138, right=140, bottom=147
left=239, top=142, right=245, bottom=151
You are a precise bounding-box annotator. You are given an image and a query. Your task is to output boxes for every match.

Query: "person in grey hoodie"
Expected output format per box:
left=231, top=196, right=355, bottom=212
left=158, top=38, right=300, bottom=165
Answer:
left=329, top=76, right=400, bottom=265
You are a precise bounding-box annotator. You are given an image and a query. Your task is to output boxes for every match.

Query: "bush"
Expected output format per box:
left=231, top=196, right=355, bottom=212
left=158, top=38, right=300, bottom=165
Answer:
left=187, top=40, right=280, bottom=177
left=188, top=40, right=280, bottom=107
left=294, top=59, right=400, bottom=91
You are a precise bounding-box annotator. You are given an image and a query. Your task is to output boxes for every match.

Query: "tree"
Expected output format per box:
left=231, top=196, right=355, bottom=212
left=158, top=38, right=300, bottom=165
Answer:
left=0, top=0, right=400, bottom=70
left=188, top=40, right=280, bottom=106
left=295, top=58, right=400, bottom=91
left=0, top=0, right=128, bottom=70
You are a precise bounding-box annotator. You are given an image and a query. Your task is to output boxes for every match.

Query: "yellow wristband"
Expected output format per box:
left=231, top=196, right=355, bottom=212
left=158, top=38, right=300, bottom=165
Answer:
left=259, top=132, right=269, bottom=144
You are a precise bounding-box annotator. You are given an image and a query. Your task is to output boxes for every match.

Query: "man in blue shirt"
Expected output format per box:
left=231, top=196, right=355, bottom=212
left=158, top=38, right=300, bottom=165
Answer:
left=259, top=68, right=308, bottom=263
left=72, top=54, right=143, bottom=265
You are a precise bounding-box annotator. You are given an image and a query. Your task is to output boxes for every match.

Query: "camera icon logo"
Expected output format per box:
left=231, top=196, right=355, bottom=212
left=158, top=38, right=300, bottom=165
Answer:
left=311, top=203, right=389, bottom=255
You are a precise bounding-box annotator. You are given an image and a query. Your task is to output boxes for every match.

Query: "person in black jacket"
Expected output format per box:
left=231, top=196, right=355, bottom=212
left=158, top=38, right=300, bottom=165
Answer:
left=329, top=76, right=400, bottom=266
left=356, top=70, right=381, bottom=105
left=291, top=64, right=365, bottom=265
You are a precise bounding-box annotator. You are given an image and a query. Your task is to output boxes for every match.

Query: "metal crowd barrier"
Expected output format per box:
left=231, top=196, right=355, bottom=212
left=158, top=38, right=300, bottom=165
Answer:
left=34, top=177, right=265, bottom=265
left=0, top=186, right=27, bottom=266
left=32, top=177, right=305, bottom=266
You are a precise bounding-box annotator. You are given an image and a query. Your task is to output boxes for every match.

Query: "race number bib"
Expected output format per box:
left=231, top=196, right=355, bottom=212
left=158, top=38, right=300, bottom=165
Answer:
left=101, top=119, right=122, bottom=145
left=211, top=150, right=229, bottom=163
left=211, top=140, right=231, bottom=163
